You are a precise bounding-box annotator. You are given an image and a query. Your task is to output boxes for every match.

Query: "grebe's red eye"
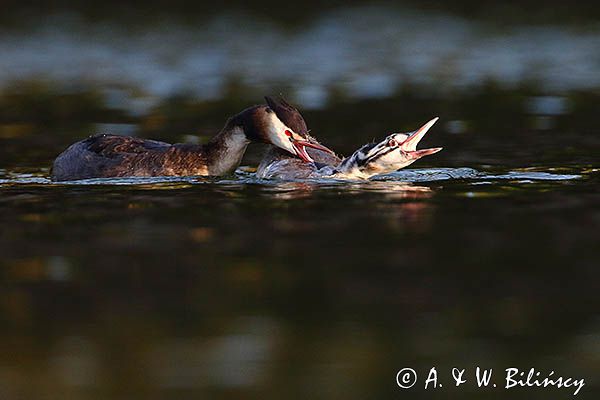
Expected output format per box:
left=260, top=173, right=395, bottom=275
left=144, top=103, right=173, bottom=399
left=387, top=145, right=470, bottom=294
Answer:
left=284, top=130, right=293, bottom=137
left=387, top=139, right=397, bottom=147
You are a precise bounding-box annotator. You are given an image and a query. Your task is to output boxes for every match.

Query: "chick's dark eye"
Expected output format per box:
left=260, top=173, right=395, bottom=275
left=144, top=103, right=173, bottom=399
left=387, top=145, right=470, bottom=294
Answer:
left=387, top=139, right=397, bottom=147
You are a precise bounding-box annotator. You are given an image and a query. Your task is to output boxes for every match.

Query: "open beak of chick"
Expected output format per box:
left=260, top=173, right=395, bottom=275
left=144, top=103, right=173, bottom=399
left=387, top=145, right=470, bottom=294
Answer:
left=399, top=117, right=443, bottom=159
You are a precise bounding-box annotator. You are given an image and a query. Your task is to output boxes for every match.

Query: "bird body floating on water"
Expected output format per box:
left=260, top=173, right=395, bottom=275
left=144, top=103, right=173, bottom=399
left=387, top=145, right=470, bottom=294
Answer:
left=50, top=101, right=332, bottom=181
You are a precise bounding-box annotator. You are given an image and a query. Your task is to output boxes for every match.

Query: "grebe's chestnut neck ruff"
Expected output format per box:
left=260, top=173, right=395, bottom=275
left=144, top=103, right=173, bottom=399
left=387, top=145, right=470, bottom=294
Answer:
left=50, top=102, right=330, bottom=181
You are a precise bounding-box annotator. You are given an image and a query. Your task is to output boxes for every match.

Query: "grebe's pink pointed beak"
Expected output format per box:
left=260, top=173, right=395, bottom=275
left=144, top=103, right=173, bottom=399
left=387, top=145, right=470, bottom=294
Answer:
left=287, top=134, right=335, bottom=163
left=400, top=117, right=443, bottom=159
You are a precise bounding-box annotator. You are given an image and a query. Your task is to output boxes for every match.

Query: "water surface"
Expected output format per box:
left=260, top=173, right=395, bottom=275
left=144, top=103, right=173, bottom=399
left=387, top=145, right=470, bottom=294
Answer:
left=0, top=163, right=597, bottom=398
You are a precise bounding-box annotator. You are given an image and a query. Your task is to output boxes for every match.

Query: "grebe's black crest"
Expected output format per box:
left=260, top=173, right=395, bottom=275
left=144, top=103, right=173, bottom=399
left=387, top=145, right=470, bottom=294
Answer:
left=265, top=96, right=309, bottom=137
left=260, top=95, right=338, bottom=166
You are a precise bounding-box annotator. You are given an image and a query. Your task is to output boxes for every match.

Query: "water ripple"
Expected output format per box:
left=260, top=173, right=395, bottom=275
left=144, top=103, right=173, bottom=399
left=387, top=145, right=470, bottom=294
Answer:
left=0, top=167, right=582, bottom=188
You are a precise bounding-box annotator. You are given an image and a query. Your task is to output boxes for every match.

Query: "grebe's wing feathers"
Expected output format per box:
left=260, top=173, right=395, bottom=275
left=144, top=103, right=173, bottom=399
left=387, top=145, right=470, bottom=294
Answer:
left=85, top=134, right=171, bottom=158
left=256, top=152, right=319, bottom=180
left=305, top=147, right=342, bottom=165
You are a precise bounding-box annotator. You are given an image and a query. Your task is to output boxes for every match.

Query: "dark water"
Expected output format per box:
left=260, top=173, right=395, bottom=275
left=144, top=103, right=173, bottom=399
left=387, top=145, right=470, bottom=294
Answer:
left=1, top=2, right=600, bottom=399
left=1, top=161, right=598, bottom=398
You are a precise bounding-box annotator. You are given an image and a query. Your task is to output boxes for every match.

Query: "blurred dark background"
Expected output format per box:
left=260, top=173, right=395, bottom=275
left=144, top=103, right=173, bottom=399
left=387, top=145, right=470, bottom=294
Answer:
left=0, top=2, right=598, bottom=399
left=1, top=0, right=599, bottom=168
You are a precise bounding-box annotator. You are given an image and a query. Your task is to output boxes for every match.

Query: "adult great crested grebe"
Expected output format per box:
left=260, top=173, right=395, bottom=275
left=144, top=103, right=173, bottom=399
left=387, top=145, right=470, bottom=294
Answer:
left=257, top=97, right=442, bottom=180
left=50, top=101, right=332, bottom=181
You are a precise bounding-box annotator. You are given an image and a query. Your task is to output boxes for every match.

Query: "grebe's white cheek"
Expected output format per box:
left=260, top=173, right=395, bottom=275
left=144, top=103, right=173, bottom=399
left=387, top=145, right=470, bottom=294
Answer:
left=376, top=152, right=408, bottom=174
left=383, top=159, right=402, bottom=174
left=382, top=152, right=402, bottom=168
left=265, top=112, right=296, bottom=154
